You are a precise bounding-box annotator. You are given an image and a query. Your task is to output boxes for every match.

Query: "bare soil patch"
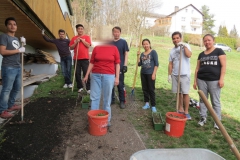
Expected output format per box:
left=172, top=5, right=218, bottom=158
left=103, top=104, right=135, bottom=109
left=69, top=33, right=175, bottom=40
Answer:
left=0, top=95, right=146, bottom=160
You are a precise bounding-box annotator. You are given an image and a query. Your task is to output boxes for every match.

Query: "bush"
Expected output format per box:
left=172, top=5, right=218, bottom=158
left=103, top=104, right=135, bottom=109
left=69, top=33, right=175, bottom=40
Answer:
left=183, top=33, right=202, bottom=46
left=215, top=37, right=237, bottom=49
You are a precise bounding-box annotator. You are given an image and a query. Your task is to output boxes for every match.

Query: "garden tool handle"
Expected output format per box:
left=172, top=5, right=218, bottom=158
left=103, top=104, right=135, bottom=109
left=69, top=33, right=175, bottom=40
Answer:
left=198, top=90, right=240, bottom=159
left=132, top=34, right=142, bottom=89
left=176, top=46, right=182, bottom=111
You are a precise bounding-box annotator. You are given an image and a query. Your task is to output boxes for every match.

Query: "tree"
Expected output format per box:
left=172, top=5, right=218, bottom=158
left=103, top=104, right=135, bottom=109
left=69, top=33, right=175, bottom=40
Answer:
left=201, top=5, right=215, bottom=35
left=218, top=25, right=228, bottom=37
left=229, top=25, right=238, bottom=38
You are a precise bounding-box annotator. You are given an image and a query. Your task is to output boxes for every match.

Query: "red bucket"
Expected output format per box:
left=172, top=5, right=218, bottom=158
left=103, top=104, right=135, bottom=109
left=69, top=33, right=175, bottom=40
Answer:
left=165, top=112, right=187, bottom=138
left=88, top=110, right=108, bottom=136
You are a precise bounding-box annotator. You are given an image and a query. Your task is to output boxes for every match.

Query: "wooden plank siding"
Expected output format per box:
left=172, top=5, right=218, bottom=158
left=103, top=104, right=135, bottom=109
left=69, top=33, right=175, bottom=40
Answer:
left=24, top=0, right=74, bottom=39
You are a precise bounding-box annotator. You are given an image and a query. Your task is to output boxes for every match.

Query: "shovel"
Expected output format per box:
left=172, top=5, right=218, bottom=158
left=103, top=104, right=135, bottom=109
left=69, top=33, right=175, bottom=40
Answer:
left=198, top=90, right=240, bottom=159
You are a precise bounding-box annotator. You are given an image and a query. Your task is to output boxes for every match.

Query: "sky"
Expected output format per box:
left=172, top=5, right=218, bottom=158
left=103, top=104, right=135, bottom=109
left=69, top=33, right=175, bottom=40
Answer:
left=155, top=0, right=240, bottom=34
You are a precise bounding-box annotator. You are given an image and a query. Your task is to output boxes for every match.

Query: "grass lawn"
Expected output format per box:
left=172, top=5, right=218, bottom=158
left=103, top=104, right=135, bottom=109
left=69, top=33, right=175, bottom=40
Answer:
left=14, top=35, right=240, bottom=159
left=124, top=35, right=240, bottom=159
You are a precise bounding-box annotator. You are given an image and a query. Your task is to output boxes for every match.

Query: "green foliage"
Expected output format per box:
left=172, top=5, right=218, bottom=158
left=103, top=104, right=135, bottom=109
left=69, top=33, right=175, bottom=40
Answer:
left=82, top=95, right=90, bottom=103
left=215, top=37, right=237, bottom=49
left=229, top=25, right=239, bottom=38
left=183, top=33, right=202, bottom=46
left=201, top=5, right=215, bottom=35
left=218, top=25, right=228, bottom=37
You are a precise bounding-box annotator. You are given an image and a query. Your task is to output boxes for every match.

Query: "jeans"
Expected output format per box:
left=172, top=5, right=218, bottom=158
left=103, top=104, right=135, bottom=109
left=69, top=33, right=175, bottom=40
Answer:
left=0, top=66, right=21, bottom=113
left=90, top=73, right=115, bottom=122
left=112, top=72, right=125, bottom=102
left=60, top=55, right=72, bottom=84
left=74, top=59, right=90, bottom=90
left=197, top=79, right=221, bottom=120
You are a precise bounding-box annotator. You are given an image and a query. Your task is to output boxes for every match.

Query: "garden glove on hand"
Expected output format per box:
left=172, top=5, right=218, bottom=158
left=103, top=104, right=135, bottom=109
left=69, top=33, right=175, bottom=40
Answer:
left=20, top=36, right=26, bottom=46
left=177, top=42, right=186, bottom=47
left=42, top=29, right=45, bottom=35
left=168, top=75, right=172, bottom=83
left=122, top=66, right=128, bottom=73
left=18, top=47, right=25, bottom=53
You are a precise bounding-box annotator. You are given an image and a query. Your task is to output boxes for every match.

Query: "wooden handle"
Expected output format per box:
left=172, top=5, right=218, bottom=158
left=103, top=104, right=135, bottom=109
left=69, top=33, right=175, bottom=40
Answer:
left=72, top=42, right=79, bottom=92
left=132, top=34, right=142, bottom=89
left=176, top=46, right=183, bottom=111
left=21, top=42, right=24, bottom=121
left=198, top=90, right=240, bottom=159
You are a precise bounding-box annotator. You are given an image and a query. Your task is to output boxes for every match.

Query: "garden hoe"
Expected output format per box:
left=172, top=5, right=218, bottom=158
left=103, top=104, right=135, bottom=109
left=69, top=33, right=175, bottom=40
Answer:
left=71, top=42, right=79, bottom=93
left=176, top=45, right=183, bottom=112
left=130, top=34, right=142, bottom=101
left=198, top=90, right=240, bottom=160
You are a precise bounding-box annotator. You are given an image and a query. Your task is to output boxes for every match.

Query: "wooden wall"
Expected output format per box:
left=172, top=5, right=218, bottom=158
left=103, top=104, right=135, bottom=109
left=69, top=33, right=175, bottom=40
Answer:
left=24, top=0, right=74, bottom=38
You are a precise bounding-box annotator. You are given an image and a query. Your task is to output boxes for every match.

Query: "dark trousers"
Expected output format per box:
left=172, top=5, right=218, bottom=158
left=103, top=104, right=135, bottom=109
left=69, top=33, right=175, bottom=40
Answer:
left=74, top=59, right=90, bottom=90
left=141, top=73, right=156, bottom=106
left=60, top=55, right=72, bottom=85
left=112, top=72, right=125, bottom=102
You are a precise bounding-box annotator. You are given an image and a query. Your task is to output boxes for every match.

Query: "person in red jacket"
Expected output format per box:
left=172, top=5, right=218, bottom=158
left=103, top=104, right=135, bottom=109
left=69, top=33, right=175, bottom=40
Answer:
left=83, top=41, right=120, bottom=127
left=69, top=24, right=91, bottom=93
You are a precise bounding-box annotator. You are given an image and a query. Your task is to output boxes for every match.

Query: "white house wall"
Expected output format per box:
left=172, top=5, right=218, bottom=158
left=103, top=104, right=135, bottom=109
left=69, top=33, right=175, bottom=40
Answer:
left=169, top=5, right=202, bottom=35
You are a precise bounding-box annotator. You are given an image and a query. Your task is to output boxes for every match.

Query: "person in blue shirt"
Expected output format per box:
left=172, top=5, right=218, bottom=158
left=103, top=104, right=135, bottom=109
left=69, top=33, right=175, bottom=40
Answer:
left=111, top=26, right=129, bottom=109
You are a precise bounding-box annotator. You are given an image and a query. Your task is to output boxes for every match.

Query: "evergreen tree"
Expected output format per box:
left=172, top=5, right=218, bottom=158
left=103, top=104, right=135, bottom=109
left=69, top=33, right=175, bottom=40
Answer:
left=201, top=5, right=215, bottom=35
left=229, top=25, right=238, bottom=38
left=218, top=25, right=223, bottom=36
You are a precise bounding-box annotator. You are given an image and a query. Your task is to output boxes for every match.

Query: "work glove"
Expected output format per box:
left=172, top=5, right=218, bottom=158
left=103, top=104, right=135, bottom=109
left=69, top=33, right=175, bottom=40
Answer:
left=18, top=47, right=25, bottom=53
left=168, top=75, right=172, bottom=83
left=20, top=36, right=26, bottom=46
left=122, top=66, right=127, bottom=73
left=177, top=42, right=186, bottom=47
left=42, top=29, right=45, bottom=35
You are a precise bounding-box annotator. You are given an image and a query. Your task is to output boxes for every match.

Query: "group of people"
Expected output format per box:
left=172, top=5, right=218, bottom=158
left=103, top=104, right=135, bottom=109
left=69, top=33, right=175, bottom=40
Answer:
left=0, top=17, right=226, bottom=130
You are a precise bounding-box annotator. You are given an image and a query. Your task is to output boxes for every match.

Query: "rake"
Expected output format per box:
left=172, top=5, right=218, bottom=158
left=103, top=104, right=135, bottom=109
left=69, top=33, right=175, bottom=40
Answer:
left=130, top=34, right=142, bottom=101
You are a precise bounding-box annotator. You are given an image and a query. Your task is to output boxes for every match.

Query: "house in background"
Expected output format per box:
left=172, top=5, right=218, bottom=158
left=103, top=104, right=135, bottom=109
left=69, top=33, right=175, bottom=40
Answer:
left=154, top=4, right=203, bottom=36
left=0, top=0, right=74, bottom=98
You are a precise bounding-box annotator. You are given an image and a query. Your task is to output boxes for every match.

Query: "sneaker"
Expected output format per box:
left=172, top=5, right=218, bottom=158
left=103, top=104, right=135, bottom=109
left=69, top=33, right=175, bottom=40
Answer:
left=142, top=104, right=150, bottom=110
left=8, top=105, right=21, bottom=111
left=214, top=123, right=219, bottom=130
left=87, top=90, right=91, bottom=94
left=63, top=84, right=68, bottom=88
left=78, top=88, right=83, bottom=93
left=68, top=84, right=73, bottom=88
left=151, top=106, right=157, bottom=112
left=198, top=117, right=207, bottom=126
left=0, top=111, right=14, bottom=118
left=120, top=101, right=125, bottom=109
left=185, top=113, right=192, bottom=120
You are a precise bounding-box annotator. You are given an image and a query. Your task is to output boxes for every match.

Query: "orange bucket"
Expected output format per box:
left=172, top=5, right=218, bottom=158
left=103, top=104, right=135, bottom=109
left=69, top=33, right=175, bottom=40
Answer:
left=165, top=112, right=187, bottom=138
left=87, top=110, right=109, bottom=136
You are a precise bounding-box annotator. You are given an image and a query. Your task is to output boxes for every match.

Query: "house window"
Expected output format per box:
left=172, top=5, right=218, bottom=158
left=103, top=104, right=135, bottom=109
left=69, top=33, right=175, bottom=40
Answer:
left=182, top=17, right=185, bottom=21
left=191, top=27, right=196, bottom=31
left=186, top=9, right=188, bottom=12
left=192, top=10, right=194, bottom=14
left=181, top=26, right=186, bottom=32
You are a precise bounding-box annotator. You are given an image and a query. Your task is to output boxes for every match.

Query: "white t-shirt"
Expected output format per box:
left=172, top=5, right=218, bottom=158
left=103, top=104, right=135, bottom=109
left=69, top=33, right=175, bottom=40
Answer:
left=169, top=44, right=191, bottom=76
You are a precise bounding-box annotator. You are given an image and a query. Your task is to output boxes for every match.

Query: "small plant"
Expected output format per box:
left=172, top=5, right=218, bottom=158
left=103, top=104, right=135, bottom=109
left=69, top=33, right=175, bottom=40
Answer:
left=82, top=95, right=90, bottom=103
left=152, top=112, right=162, bottom=123
left=96, top=113, right=106, bottom=116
